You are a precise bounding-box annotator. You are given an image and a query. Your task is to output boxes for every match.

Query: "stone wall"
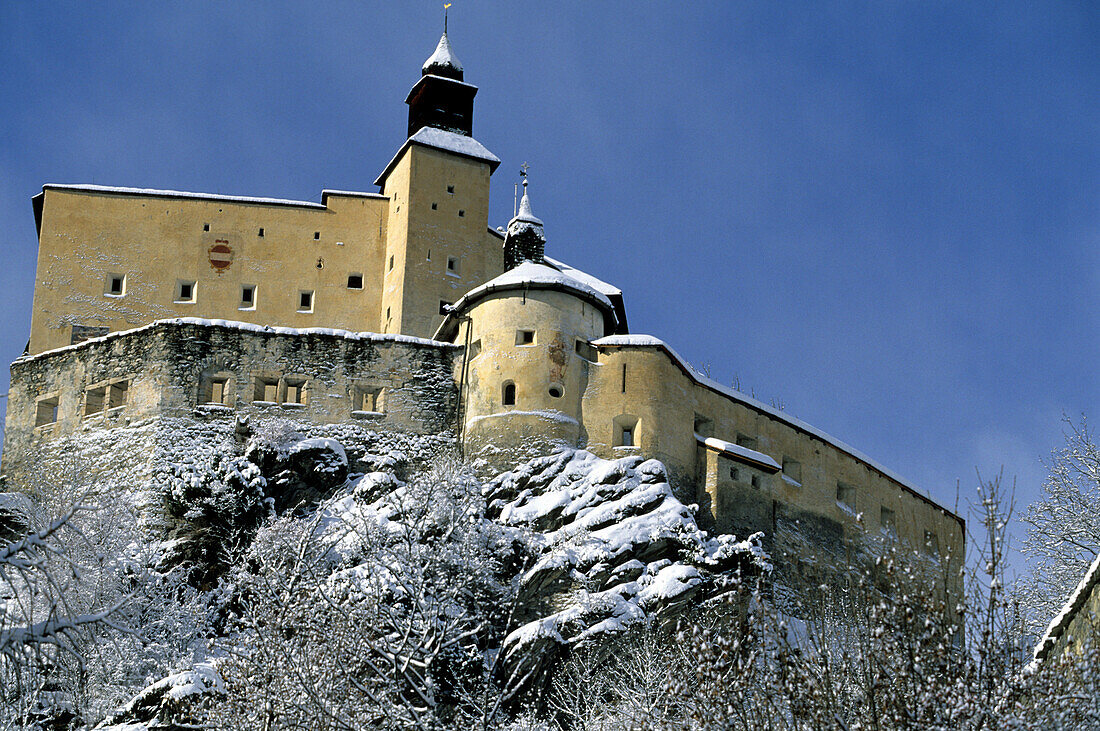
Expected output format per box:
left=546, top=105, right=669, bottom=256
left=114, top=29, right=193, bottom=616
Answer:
left=2, top=319, right=461, bottom=492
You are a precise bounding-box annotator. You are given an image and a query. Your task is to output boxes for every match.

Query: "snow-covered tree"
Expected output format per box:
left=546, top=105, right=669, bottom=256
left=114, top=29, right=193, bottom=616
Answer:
left=1019, top=416, right=1100, bottom=637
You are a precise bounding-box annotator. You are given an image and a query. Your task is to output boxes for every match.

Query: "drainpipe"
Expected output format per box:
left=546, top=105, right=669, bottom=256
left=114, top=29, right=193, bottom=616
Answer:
left=454, top=315, right=473, bottom=459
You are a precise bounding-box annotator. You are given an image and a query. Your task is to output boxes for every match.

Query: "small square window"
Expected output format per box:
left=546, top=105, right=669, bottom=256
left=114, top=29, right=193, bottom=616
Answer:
left=347, top=273, right=364, bottom=289
left=284, top=380, right=307, bottom=405
left=621, top=427, right=634, bottom=447
left=446, top=256, right=459, bottom=274
left=730, top=467, right=740, bottom=482
left=447, top=185, right=455, bottom=194
left=458, top=209, right=465, bottom=217
left=751, top=474, right=762, bottom=489
left=837, top=482, right=856, bottom=509
left=782, top=458, right=801, bottom=484
left=298, top=290, right=314, bottom=312
left=924, top=530, right=940, bottom=555
left=516, top=330, right=535, bottom=346
left=202, top=223, right=209, bottom=232
left=258, top=227, right=264, bottom=237
left=175, top=280, right=196, bottom=303
left=881, top=507, right=897, bottom=537
left=208, top=377, right=230, bottom=405
left=736, top=433, right=758, bottom=451
left=254, top=377, right=278, bottom=403
left=108, top=380, right=128, bottom=409
left=35, top=396, right=59, bottom=427
left=355, top=386, right=383, bottom=413
left=105, top=274, right=126, bottom=297
left=431, top=202, right=438, bottom=210
left=84, top=386, right=105, bottom=416
left=314, top=231, right=320, bottom=240
left=240, top=285, right=256, bottom=309
left=439, top=300, right=452, bottom=315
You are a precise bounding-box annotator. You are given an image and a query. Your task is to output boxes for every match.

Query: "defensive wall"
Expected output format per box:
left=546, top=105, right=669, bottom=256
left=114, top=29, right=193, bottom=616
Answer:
left=2, top=318, right=460, bottom=489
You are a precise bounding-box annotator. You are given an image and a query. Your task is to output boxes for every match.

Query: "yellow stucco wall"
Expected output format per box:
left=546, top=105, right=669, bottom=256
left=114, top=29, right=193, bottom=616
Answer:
left=378, top=145, right=503, bottom=339
left=29, top=188, right=391, bottom=354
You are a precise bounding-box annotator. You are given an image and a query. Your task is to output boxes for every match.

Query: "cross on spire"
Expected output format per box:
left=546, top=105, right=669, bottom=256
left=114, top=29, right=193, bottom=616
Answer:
left=520, top=162, right=529, bottom=192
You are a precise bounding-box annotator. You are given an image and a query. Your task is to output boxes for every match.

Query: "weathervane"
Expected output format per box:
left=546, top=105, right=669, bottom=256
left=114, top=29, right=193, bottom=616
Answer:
left=444, top=2, right=451, bottom=33
left=520, top=162, right=529, bottom=193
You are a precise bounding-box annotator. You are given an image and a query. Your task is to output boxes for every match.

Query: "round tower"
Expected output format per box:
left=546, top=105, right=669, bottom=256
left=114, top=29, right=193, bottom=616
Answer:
left=435, top=192, right=619, bottom=462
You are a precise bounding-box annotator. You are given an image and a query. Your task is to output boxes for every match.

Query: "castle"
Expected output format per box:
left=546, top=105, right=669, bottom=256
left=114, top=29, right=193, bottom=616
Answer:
left=2, top=31, right=963, bottom=578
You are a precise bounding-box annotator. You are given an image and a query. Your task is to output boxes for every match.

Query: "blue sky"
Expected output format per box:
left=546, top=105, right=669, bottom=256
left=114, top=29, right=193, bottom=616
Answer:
left=1, top=2, right=1097, bottom=568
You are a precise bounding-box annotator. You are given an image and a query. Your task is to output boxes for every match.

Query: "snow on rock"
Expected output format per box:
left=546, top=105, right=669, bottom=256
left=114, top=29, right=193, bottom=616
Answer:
left=485, top=449, right=768, bottom=698
left=93, top=662, right=223, bottom=730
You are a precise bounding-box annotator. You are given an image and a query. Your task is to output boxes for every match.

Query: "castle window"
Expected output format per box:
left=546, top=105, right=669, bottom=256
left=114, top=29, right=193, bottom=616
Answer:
left=751, top=474, right=762, bottom=489
left=385, top=307, right=391, bottom=320
left=258, top=227, right=264, bottom=237
left=105, top=274, right=126, bottom=297
left=736, top=433, right=758, bottom=451
left=622, top=364, right=627, bottom=393
left=836, top=481, right=856, bottom=510
left=203, top=223, right=209, bottom=231
left=298, top=290, right=314, bottom=313
left=175, top=280, right=197, bottom=303
left=108, top=380, right=128, bottom=409
left=880, top=507, right=897, bottom=538
left=427, top=249, right=431, bottom=261
left=314, top=231, right=320, bottom=240
left=207, top=377, right=230, bottom=405
left=516, top=330, right=535, bottom=346
left=354, top=386, right=384, bottom=413
left=347, top=273, right=363, bottom=289
left=730, top=467, right=740, bottom=482
left=35, top=396, right=59, bottom=427
left=924, top=530, right=940, bottom=555
left=240, top=285, right=256, bottom=309
left=468, top=339, right=481, bottom=359
left=458, top=209, right=465, bottom=217
left=447, top=185, right=455, bottom=194
left=502, top=381, right=516, bottom=407
left=431, top=202, right=438, bottom=210
left=389, top=255, right=394, bottom=271
left=613, top=414, right=639, bottom=448
left=446, top=256, right=460, bottom=275
left=693, top=414, right=713, bottom=438
left=782, top=458, right=801, bottom=484
left=439, top=300, right=452, bottom=315
left=84, top=386, right=106, bottom=416
left=548, top=384, right=564, bottom=398
left=283, top=379, right=307, bottom=406
left=575, top=339, right=598, bottom=362
left=253, top=376, right=279, bottom=403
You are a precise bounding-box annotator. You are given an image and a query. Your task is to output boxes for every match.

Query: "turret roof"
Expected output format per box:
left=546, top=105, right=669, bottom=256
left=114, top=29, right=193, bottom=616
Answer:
left=422, top=32, right=463, bottom=79
left=510, top=190, right=543, bottom=227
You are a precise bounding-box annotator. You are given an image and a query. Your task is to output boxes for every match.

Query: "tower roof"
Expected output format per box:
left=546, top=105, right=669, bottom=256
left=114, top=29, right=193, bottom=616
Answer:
left=510, top=190, right=543, bottom=227
left=422, top=32, right=464, bottom=81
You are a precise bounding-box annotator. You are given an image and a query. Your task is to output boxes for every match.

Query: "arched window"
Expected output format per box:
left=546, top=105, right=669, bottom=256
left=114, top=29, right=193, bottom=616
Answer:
left=502, top=381, right=516, bottom=406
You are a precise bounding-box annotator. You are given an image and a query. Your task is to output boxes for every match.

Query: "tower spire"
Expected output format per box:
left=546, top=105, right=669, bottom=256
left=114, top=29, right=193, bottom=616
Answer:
left=504, top=164, right=545, bottom=269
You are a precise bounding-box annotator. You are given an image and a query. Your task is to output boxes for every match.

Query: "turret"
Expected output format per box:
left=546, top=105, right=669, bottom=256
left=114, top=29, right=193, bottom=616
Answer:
left=503, top=181, right=546, bottom=269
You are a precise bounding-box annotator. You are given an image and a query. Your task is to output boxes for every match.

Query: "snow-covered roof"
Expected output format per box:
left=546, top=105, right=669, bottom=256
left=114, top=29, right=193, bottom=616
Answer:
left=17, top=317, right=457, bottom=363
left=542, top=256, right=622, bottom=298
left=320, top=189, right=388, bottom=203
left=510, top=191, right=543, bottom=227
left=422, top=32, right=463, bottom=77
left=1034, top=552, right=1100, bottom=664
left=696, top=434, right=781, bottom=472
left=41, top=183, right=327, bottom=210
left=374, top=127, right=500, bottom=186
left=433, top=260, right=619, bottom=342
left=594, top=333, right=959, bottom=519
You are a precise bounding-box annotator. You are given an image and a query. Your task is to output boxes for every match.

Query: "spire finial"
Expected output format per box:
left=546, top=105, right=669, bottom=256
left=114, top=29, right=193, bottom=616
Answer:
left=520, top=161, right=529, bottom=193
left=444, top=3, right=450, bottom=33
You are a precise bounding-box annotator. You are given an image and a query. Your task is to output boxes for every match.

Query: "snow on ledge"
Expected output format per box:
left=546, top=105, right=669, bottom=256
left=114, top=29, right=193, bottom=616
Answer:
left=43, top=183, right=326, bottom=209
left=696, top=433, right=781, bottom=472
left=1033, top=552, right=1100, bottom=664
left=18, top=317, right=458, bottom=363
left=595, top=334, right=951, bottom=516
left=466, top=409, right=580, bottom=429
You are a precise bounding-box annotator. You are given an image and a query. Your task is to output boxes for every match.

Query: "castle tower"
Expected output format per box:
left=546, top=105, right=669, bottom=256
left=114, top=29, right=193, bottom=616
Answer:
left=435, top=190, right=620, bottom=459
left=374, top=31, right=503, bottom=338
